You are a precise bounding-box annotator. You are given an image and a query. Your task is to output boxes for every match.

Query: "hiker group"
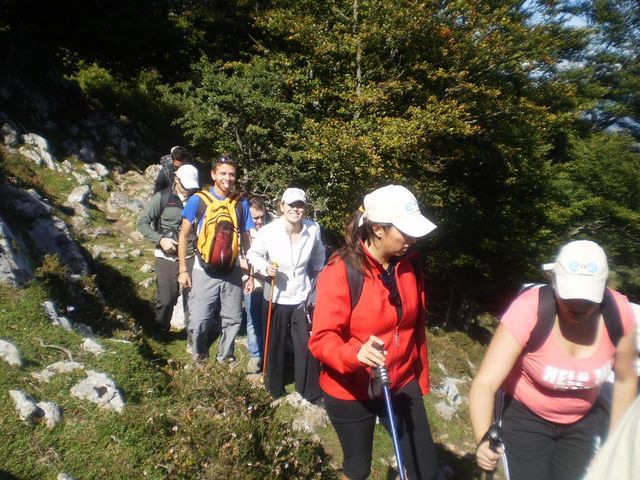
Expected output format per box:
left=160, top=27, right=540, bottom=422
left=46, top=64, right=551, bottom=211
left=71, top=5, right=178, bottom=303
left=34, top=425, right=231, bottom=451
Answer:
left=138, top=147, right=640, bottom=480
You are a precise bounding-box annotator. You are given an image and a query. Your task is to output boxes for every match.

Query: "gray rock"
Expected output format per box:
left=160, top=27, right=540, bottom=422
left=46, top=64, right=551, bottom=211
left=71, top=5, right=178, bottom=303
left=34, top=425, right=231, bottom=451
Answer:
left=86, top=227, right=112, bottom=239
left=67, top=185, right=91, bottom=205
left=70, top=370, right=125, bottom=413
left=75, top=323, right=94, bottom=338
left=21, top=133, right=57, bottom=171
left=9, top=390, right=40, bottom=423
left=36, top=401, right=62, bottom=429
left=0, top=339, right=22, bottom=366
left=78, top=146, right=96, bottom=163
left=71, top=171, right=90, bottom=184
left=84, top=162, right=109, bottom=179
left=276, top=392, right=329, bottom=434
left=140, top=263, right=154, bottom=273
left=139, top=277, right=154, bottom=289
left=435, top=400, right=457, bottom=421
left=81, top=338, right=105, bottom=356
left=90, top=244, right=116, bottom=259
left=106, top=192, right=144, bottom=215
left=170, top=293, right=186, bottom=330
left=42, top=301, right=74, bottom=331
left=1, top=122, right=18, bottom=147
left=0, top=217, right=33, bottom=286
left=59, top=160, right=74, bottom=174
left=58, top=473, right=76, bottom=480
left=31, top=361, right=85, bottom=383
left=434, top=377, right=464, bottom=407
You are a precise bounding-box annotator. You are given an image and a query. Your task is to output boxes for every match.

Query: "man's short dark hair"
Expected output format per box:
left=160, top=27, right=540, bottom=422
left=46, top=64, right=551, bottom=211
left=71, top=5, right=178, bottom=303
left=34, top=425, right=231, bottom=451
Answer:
left=249, top=195, right=266, bottom=211
left=171, top=146, right=188, bottom=162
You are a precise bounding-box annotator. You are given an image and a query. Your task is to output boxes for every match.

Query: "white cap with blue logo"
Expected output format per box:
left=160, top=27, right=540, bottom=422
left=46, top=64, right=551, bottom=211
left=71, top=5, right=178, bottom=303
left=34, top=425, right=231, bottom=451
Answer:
left=360, top=184, right=437, bottom=238
left=545, top=240, right=609, bottom=303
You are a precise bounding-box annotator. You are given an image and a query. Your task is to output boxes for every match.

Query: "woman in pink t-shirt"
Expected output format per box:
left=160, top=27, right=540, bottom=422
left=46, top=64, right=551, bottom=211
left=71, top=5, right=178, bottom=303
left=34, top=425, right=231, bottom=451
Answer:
left=469, top=240, right=638, bottom=480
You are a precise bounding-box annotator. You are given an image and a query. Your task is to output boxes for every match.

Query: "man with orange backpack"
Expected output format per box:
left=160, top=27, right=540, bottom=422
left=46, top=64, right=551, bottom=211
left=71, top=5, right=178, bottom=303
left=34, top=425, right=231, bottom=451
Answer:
left=177, top=153, right=255, bottom=362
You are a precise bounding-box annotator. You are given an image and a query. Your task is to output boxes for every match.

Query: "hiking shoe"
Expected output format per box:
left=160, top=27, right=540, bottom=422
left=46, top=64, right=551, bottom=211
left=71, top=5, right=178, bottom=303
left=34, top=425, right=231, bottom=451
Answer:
left=246, top=356, right=261, bottom=374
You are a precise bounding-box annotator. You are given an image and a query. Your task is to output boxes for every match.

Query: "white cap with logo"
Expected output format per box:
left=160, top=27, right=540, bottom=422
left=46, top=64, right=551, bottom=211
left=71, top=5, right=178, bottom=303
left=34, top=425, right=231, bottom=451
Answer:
left=360, top=185, right=437, bottom=238
left=545, top=240, right=609, bottom=303
left=175, top=164, right=200, bottom=190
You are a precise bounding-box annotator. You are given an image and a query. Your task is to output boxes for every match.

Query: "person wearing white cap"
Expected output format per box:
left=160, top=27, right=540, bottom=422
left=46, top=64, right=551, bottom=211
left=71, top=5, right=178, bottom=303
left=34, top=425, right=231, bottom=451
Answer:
left=308, top=185, right=439, bottom=480
left=137, top=164, right=201, bottom=336
left=246, top=187, right=326, bottom=400
left=470, top=240, right=638, bottom=480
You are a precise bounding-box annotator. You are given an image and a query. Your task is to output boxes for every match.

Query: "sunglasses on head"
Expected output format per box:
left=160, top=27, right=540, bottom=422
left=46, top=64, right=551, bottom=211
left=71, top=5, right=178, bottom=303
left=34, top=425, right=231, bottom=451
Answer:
left=213, top=155, right=238, bottom=167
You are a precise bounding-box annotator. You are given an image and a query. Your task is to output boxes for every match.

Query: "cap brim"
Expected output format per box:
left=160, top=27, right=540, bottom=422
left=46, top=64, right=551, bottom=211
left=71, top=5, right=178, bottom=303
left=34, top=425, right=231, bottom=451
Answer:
left=555, top=273, right=605, bottom=303
left=394, top=215, right=437, bottom=238
left=179, top=180, right=199, bottom=190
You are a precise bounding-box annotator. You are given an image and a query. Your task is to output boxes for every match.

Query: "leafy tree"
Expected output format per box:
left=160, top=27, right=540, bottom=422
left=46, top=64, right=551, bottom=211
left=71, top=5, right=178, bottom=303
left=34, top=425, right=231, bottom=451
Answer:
left=548, top=131, right=640, bottom=298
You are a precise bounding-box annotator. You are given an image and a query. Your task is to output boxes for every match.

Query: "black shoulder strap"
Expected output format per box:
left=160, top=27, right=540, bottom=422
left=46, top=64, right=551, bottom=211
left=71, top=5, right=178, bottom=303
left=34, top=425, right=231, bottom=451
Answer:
left=345, top=261, right=364, bottom=311
left=154, top=187, right=174, bottom=232
left=526, top=285, right=557, bottom=353
left=601, top=288, right=623, bottom=346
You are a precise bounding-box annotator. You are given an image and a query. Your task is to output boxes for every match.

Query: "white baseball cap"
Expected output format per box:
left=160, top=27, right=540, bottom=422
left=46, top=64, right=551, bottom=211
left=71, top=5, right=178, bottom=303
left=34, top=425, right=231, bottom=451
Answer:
left=281, top=188, right=307, bottom=205
left=544, top=240, right=609, bottom=303
left=175, top=164, right=200, bottom=190
left=361, top=185, right=437, bottom=238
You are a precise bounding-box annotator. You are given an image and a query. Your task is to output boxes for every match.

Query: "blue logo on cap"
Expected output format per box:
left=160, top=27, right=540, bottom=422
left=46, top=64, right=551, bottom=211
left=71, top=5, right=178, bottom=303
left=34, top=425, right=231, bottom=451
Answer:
left=568, top=261, right=598, bottom=275
left=405, top=199, right=419, bottom=213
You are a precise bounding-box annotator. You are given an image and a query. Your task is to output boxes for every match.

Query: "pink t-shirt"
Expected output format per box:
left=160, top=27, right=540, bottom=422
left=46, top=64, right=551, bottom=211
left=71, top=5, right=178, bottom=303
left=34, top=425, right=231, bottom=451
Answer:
left=501, top=286, right=635, bottom=424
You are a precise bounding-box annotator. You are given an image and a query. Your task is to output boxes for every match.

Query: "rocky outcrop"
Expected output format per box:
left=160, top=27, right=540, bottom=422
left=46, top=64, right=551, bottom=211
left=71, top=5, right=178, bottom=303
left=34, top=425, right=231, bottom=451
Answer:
left=0, top=217, right=33, bottom=286
left=0, top=183, right=91, bottom=277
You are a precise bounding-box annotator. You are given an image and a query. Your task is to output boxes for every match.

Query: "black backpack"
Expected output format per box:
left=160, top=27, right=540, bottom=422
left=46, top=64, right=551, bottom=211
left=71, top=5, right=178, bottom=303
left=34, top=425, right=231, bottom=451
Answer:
left=521, top=284, right=624, bottom=352
left=305, top=256, right=422, bottom=332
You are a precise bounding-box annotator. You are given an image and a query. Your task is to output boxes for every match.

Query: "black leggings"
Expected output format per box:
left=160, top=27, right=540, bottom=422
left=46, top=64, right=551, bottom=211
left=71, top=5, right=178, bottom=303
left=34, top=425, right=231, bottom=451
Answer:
left=324, top=380, right=439, bottom=480
left=501, top=397, right=604, bottom=480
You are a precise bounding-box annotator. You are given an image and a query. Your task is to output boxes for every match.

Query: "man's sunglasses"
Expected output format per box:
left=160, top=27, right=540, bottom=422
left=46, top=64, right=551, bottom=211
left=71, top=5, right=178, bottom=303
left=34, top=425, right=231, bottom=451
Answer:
left=213, top=155, right=237, bottom=167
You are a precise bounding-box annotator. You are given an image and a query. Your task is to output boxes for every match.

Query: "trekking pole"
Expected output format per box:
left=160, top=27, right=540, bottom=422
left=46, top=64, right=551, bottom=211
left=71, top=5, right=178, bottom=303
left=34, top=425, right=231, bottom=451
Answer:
left=374, top=347, right=406, bottom=480
left=262, top=261, right=278, bottom=377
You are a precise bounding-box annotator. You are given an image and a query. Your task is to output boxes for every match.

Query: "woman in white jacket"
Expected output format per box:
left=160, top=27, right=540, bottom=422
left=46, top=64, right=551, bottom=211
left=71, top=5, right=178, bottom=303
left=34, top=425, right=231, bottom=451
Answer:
left=246, top=187, right=326, bottom=401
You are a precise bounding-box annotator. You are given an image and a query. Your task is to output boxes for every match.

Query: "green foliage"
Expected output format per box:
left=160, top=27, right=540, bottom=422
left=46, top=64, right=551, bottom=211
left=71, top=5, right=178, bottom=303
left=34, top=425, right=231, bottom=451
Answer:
left=548, top=131, right=640, bottom=297
left=162, top=364, right=336, bottom=479
left=70, top=62, right=181, bottom=143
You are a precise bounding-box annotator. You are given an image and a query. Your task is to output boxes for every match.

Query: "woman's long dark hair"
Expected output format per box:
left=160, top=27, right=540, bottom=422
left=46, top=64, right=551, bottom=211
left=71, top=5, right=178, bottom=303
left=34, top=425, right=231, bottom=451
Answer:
left=332, top=209, right=389, bottom=278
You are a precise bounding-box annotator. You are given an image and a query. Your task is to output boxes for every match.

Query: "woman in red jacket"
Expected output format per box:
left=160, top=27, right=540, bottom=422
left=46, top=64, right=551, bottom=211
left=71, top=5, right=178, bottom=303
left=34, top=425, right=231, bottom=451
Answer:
left=309, top=185, right=439, bottom=480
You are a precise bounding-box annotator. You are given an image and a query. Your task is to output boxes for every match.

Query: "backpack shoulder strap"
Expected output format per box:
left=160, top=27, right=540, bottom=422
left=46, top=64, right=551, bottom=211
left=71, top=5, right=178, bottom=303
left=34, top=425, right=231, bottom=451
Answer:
left=194, top=190, right=215, bottom=224
left=601, top=288, right=623, bottom=346
left=526, top=284, right=557, bottom=353
left=154, top=187, right=174, bottom=231
left=345, top=261, right=364, bottom=311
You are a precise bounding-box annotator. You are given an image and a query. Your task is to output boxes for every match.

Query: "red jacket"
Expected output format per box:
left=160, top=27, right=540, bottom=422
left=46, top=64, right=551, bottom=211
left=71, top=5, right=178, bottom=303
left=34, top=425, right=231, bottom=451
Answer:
left=308, top=248, right=430, bottom=400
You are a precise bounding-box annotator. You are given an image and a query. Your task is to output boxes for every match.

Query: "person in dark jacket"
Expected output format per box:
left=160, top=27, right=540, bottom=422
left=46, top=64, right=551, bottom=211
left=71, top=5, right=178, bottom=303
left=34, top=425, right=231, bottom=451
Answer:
left=138, top=164, right=200, bottom=335
left=309, top=184, right=439, bottom=480
left=153, top=146, right=190, bottom=194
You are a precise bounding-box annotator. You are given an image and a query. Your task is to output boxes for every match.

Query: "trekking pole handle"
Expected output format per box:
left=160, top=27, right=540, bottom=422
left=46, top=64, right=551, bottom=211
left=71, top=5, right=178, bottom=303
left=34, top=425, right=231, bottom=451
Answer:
left=373, top=343, right=390, bottom=387
left=486, top=424, right=501, bottom=453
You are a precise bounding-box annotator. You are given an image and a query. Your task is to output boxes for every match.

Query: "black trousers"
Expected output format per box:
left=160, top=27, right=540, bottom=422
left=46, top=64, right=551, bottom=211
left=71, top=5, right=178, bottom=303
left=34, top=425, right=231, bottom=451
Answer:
left=324, top=380, right=439, bottom=480
left=501, top=396, right=603, bottom=480
left=154, top=256, right=194, bottom=329
left=262, top=302, right=322, bottom=401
